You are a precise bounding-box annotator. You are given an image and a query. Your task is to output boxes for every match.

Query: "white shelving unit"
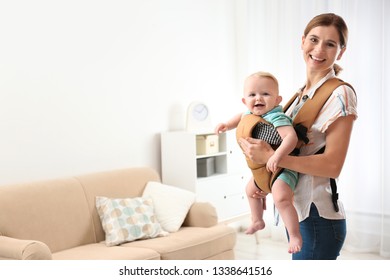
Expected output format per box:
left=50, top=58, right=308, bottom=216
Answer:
left=161, top=130, right=251, bottom=222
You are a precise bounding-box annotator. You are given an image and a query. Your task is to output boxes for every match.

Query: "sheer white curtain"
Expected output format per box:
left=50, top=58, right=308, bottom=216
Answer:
left=237, top=0, right=390, bottom=257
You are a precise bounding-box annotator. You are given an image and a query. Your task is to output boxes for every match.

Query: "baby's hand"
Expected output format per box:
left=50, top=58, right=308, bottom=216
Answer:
left=266, top=154, right=281, bottom=173
left=214, top=123, right=228, bottom=135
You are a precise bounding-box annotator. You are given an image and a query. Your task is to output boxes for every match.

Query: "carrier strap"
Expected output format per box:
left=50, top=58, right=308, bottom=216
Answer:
left=284, top=78, right=355, bottom=146
left=315, top=146, right=339, bottom=212
left=284, top=78, right=355, bottom=212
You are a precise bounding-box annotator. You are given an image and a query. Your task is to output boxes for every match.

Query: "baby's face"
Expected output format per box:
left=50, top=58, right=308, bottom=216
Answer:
left=242, top=76, right=281, bottom=116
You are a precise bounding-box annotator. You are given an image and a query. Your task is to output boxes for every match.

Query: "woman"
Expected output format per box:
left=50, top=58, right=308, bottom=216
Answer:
left=239, top=13, right=357, bottom=260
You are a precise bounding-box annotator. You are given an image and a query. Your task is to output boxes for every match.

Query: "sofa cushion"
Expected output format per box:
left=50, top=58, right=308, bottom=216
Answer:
left=0, top=178, right=95, bottom=253
left=143, top=181, right=196, bottom=232
left=96, top=196, right=168, bottom=246
left=52, top=242, right=160, bottom=260
left=76, top=167, right=161, bottom=243
left=121, top=225, right=236, bottom=260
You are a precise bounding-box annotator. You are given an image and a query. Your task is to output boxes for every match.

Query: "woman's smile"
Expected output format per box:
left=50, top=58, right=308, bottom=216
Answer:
left=309, top=54, right=325, bottom=62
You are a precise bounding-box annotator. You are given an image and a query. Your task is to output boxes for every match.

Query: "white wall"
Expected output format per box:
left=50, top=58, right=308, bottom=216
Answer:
left=0, top=0, right=241, bottom=185
left=1, top=0, right=389, bottom=256
left=382, top=0, right=390, bottom=257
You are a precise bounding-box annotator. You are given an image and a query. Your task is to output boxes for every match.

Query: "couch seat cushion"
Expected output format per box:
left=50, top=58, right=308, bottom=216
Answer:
left=120, top=225, right=236, bottom=260
left=52, top=243, right=160, bottom=260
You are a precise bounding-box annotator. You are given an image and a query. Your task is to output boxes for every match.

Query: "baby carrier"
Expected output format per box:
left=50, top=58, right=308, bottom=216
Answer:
left=236, top=78, right=354, bottom=212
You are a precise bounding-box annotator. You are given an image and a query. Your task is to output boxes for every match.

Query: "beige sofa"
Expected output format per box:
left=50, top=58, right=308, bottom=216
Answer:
left=0, top=167, right=236, bottom=260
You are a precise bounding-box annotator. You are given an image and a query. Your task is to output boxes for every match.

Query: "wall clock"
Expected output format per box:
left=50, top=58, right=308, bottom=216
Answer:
left=186, top=101, right=213, bottom=133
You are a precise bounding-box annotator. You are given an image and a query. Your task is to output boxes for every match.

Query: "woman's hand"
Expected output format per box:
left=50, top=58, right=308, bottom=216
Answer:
left=251, top=189, right=268, bottom=209
left=238, top=137, right=274, bottom=165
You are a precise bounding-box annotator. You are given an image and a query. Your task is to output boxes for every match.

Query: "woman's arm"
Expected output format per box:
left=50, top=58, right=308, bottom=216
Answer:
left=239, top=114, right=355, bottom=178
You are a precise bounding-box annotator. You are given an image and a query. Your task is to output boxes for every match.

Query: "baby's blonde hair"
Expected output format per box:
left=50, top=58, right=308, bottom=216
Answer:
left=246, top=71, right=279, bottom=92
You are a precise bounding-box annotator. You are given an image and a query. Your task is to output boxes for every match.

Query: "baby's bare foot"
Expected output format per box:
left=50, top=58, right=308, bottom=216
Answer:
left=288, top=235, right=302, bottom=254
left=245, top=220, right=265, bottom=235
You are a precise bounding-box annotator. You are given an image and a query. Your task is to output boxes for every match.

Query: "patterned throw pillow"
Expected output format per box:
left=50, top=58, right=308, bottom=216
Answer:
left=96, top=196, right=168, bottom=246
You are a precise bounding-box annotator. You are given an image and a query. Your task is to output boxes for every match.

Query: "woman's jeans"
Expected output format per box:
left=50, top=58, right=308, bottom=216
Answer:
left=290, top=203, right=346, bottom=260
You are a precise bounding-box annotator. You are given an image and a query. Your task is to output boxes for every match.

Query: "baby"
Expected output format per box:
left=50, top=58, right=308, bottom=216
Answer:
left=215, top=71, right=302, bottom=253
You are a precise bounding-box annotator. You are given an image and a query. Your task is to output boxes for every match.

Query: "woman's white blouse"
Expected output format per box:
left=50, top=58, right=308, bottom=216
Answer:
left=285, top=70, right=358, bottom=222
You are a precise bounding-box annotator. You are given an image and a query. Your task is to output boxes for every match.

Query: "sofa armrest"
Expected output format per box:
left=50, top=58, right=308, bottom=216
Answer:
left=0, top=236, right=52, bottom=260
left=182, top=202, right=218, bottom=228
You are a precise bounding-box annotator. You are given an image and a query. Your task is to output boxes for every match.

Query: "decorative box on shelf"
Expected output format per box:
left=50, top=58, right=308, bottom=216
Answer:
left=197, top=157, right=215, bottom=177
left=196, top=134, right=219, bottom=155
